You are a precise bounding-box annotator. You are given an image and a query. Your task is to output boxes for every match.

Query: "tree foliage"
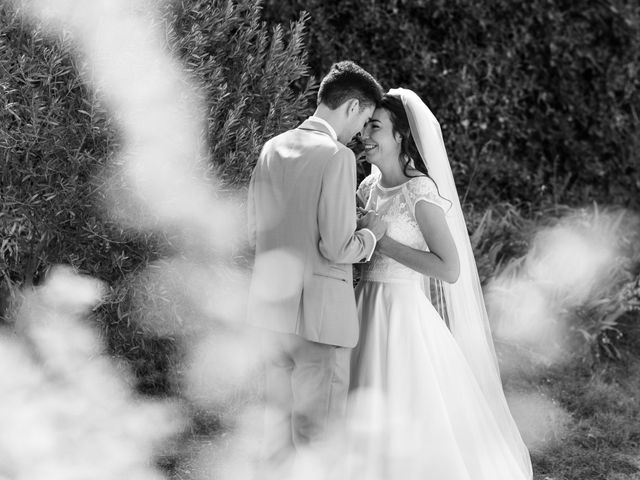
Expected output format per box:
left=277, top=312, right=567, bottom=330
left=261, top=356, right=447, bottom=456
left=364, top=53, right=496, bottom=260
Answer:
left=165, top=0, right=315, bottom=184
left=0, top=0, right=314, bottom=392
left=264, top=0, right=640, bottom=209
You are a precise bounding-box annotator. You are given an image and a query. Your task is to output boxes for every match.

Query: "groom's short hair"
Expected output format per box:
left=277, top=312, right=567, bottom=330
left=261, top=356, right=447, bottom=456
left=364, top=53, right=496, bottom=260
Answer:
left=317, top=61, right=383, bottom=110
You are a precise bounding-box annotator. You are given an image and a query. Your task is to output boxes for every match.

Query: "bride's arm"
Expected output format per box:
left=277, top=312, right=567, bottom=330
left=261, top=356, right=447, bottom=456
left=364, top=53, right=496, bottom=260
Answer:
left=376, top=200, right=460, bottom=283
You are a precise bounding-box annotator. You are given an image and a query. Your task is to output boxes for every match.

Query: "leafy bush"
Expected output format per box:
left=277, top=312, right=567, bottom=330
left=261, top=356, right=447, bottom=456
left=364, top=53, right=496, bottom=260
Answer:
left=0, top=0, right=315, bottom=394
left=0, top=5, right=124, bottom=291
left=263, top=0, right=640, bottom=210
left=467, top=202, right=536, bottom=284
left=570, top=209, right=640, bottom=361
left=165, top=0, right=315, bottom=186
left=482, top=204, right=640, bottom=364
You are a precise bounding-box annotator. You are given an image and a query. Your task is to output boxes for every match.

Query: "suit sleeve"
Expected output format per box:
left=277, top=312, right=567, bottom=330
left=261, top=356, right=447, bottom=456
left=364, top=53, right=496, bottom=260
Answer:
left=247, top=170, right=257, bottom=251
left=318, top=149, right=376, bottom=263
left=248, top=141, right=271, bottom=251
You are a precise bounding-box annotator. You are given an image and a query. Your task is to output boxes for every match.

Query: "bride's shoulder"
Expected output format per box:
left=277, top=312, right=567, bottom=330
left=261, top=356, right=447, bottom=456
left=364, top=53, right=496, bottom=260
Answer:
left=358, top=171, right=381, bottom=190
left=406, top=174, right=438, bottom=193
left=405, top=175, right=451, bottom=211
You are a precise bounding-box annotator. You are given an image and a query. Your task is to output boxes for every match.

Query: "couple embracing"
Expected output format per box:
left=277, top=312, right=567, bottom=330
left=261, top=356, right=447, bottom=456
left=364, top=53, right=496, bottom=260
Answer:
left=247, top=61, right=533, bottom=479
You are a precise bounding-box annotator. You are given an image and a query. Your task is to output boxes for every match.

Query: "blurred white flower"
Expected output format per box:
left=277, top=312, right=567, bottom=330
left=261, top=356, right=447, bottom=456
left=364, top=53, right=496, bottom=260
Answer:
left=0, top=266, right=185, bottom=480
left=486, top=210, right=625, bottom=364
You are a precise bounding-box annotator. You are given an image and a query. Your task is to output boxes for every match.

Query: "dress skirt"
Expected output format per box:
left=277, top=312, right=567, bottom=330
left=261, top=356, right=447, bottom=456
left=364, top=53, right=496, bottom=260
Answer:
left=348, top=279, right=530, bottom=480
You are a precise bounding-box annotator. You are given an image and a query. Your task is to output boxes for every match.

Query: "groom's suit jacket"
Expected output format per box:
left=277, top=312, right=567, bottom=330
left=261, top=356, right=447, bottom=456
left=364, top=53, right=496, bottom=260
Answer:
left=247, top=118, right=376, bottom=348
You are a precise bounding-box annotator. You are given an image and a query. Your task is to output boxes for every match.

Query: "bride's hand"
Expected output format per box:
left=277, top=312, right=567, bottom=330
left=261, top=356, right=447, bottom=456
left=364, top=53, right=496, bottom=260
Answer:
left=357, top=209, right=374, bottom=228
left=359, top=211, right=386, bottom=240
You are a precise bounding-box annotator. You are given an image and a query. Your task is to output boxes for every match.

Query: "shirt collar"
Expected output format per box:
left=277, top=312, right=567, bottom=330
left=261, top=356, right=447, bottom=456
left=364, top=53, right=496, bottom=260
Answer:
left=308, top=116, right=338, bottom=141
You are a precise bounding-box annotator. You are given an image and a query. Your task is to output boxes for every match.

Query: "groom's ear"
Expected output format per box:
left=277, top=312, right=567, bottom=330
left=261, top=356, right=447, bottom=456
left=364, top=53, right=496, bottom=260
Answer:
left=345, top=98, right=360, bottom=116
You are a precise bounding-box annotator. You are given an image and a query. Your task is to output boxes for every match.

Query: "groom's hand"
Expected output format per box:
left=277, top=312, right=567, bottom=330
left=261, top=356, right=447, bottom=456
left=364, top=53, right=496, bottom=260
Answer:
left=356, top=209, right=373, bottom=229
left=358, top=210, right=386, bottom=241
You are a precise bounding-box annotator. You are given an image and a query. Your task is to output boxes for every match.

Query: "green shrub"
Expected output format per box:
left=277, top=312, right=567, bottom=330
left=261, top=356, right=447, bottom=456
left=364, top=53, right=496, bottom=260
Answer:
left=165, top=0, right=315, bottom=186
left=466, top=202, right=537, bottom=284
left=570, top=208, right=640, bottom=362
left=481, top=204, right=640, bottom=364
left=0, top=5, right=125, bottom=289
left=263, top=0, right=640, bottom=210
left=0, top=0, right=315, bottom=394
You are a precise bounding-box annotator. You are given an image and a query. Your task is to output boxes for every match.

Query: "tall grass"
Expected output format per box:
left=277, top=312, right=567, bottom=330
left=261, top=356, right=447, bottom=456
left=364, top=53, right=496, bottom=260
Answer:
left=474, top=204, right=639, bottom=363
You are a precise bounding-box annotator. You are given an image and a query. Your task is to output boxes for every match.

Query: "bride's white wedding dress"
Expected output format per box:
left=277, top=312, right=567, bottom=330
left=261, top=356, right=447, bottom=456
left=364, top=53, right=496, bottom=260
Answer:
left=349, top=171, right=531, bottom=480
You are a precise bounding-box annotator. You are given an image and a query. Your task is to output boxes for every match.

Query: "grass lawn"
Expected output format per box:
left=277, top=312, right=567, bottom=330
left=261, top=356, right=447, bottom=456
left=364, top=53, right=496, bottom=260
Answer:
left=501, top=318, right=640, bottom=480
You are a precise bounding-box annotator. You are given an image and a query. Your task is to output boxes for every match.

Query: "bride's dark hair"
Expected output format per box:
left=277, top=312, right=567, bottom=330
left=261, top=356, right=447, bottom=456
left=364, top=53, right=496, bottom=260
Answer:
left=378, top=94, right=429, bottom=178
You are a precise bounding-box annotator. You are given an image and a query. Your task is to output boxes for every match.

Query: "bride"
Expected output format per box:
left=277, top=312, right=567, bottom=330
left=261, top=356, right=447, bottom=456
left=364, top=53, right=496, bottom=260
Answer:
left=349, top=89, right=533, bottom=479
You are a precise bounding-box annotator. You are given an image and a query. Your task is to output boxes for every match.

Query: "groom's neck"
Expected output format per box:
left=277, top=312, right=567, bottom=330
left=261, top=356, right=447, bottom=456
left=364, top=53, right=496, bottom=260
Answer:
left=313, top=105, right=343, bottom=140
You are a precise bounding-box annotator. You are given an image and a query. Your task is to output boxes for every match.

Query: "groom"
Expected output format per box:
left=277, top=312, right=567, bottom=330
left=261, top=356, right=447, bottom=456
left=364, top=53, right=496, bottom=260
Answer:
left=247, top=61, right=385, bottom=461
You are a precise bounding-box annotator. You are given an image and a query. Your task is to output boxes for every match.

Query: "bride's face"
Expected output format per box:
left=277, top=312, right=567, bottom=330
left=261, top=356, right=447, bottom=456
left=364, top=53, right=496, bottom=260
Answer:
left=361, top=108, right=401, bottom=167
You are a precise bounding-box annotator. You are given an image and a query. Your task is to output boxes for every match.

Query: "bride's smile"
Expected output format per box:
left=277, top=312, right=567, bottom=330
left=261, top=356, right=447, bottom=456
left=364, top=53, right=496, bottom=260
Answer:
left=361, top=108, right=402, bottom=166
left=363, top=142, right=377, bottom=152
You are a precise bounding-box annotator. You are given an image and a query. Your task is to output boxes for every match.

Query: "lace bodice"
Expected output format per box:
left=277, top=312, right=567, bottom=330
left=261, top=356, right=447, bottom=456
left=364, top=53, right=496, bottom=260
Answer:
left=358, top=172, right=449, bottom=282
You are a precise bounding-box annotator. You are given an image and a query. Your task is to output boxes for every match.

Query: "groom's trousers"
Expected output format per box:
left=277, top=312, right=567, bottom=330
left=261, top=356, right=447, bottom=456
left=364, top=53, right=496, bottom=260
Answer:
left=261, top=331, right=351, bottom=464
